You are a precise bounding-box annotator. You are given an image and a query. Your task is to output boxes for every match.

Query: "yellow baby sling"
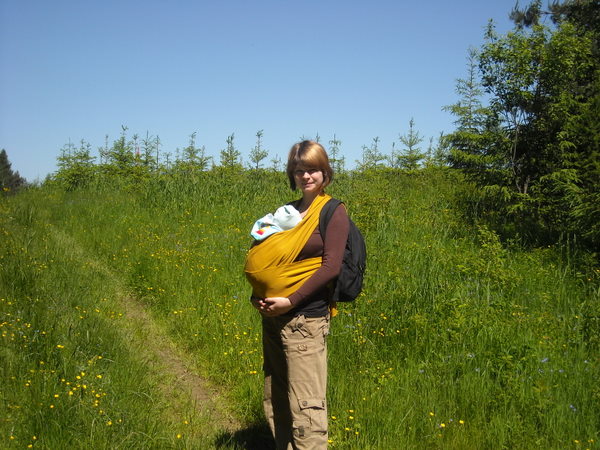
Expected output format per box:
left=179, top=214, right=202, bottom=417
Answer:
left=244, top=193, right=331, bottom=299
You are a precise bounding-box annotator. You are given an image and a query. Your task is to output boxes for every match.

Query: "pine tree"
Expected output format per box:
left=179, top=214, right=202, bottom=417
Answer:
left=0, top=149, right=26, bottom=194
left=443, top=48, right=504, bottom=186
left=356, top=137, right=386, bottom=171
left=140, top=131, right=157, bottom=168
left=270, top=154, right=282, bottom=172
left=106, top=126, right=135, bottom=174
left=55, top=140, right=96, bottom=189
left=181, top=132, right=211, bottom=170
left=249, top=130, right=269, bottom=170
left=387, top=142, right=400, bottom=168
left=219, top=133, right=242, bottom=169
left=328, top=135, right=345, bottom=173
left=397, top=119, right=425, bottom=170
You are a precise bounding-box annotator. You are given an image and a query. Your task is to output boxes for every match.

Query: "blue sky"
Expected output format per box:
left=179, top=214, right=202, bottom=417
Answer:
left=1, top=0, right=517, bottom=181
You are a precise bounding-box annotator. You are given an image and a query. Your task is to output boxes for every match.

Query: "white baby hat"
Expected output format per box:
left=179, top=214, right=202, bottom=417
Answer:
left=250, top=204, right=302, bottom=240
left=273, top=204, right=302, bottom=230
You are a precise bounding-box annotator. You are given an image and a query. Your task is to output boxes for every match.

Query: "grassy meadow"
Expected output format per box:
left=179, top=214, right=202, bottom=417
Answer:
left=1, top=169, right=598, bottom=449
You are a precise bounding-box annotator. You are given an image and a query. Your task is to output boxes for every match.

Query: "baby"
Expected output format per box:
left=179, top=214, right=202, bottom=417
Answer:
left=251, top=204, right=302, bottom=240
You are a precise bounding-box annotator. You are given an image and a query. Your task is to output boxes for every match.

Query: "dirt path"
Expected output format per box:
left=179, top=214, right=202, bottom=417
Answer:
left=51, top=229, right=261, bottom=446
left=119, top=293, right=241, bottom=433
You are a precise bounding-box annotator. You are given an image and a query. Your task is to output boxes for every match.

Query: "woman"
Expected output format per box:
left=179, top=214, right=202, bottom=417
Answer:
left=244, top=140, right=349, bottom=449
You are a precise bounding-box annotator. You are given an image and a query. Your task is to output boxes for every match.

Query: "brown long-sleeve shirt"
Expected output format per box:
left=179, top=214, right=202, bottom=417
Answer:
left=287, top=202, right=349, bottom=317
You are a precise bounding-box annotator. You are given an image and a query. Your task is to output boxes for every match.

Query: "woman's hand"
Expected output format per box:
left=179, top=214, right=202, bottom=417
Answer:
left=250, top=297, right=267, bottom=312
left=262, top=297, right=293, bottom=317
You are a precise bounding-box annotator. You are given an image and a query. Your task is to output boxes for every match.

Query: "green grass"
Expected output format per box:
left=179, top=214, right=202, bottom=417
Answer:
left=1, top=168, right=598, bottom=449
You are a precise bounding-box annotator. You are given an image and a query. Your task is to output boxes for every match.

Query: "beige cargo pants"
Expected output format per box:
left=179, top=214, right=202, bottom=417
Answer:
left=262, top=314, right=330, bottom=450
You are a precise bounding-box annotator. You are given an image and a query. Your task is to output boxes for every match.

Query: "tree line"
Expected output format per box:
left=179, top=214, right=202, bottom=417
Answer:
left=50, top=119, right=442, bottom=184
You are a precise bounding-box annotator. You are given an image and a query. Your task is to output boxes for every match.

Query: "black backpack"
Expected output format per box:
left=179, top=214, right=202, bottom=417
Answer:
left=319, top=198, right=366, bottom=302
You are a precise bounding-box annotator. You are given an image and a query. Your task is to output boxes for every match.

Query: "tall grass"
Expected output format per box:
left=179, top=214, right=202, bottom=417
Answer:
left=0, top=187, right=235, bottom=448
left=1, top=169, right=598, bottom=448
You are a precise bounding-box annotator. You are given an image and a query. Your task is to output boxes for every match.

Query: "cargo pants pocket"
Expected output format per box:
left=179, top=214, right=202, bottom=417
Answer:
left=293, top=397, right=327, bottom=438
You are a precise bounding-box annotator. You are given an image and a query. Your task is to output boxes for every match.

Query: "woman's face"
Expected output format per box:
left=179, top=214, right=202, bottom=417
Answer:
left=293, top=166, right=324, bottom=195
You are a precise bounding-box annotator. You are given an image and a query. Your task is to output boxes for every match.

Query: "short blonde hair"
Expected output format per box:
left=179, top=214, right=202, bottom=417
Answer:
left=286, top=140, right=334, bottom=190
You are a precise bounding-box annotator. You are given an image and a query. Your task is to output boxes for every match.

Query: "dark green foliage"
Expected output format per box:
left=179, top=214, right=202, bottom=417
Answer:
left=512, top=0, right=600, bottom=36
left=423, top=133, right=449, bottom=168
left=444, top=0, right=600, bottom=250
left=0, top=149, right=26, bottom=194
left=547, top=73, right=600, bottom=247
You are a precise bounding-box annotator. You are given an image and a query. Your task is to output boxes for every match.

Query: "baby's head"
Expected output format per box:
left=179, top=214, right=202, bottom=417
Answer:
left=273, top=205, right=301, bottom=230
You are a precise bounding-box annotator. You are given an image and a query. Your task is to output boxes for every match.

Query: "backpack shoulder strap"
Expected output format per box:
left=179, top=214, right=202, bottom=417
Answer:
left=319, top=198, right=343, bottom=238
